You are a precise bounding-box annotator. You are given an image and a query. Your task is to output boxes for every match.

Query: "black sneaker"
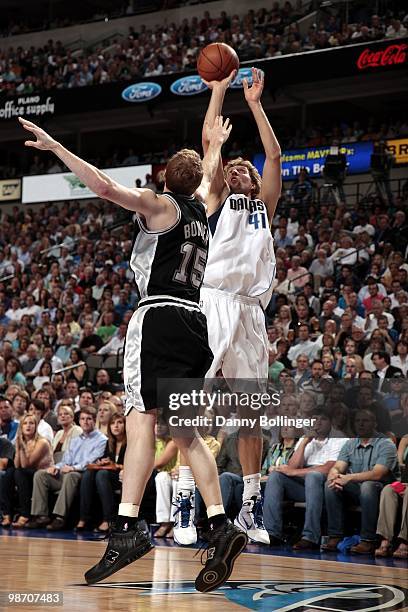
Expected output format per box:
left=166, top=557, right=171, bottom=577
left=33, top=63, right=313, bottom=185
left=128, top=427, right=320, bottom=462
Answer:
left=84, top=524, right=154, bottom=585
left=195, top=520, right=248, bottom=593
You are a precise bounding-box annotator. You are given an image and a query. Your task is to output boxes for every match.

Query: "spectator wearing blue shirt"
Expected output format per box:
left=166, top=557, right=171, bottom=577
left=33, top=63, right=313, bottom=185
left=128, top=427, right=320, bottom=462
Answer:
left=114, top=291, right=132, bottom=323
left=0, top=397, right=19, bottom=444
left=322, top=409, right=400, bottom=555
left=26, top=407, right=107, bottom=530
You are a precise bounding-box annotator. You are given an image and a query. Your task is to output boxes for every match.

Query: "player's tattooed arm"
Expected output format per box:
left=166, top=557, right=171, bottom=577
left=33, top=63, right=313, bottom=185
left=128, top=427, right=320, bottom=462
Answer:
left=18, top=116, right=170, bottom=221
left=243, top=68, right=282, bottom=221
left=201, top=71, right=236, bottom=214
left=196, top=116, right=232, bottom=204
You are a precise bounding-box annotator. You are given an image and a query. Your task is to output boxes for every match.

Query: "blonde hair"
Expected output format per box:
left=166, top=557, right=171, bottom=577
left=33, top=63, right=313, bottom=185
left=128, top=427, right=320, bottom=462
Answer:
left=96, top=400, right=117, bottom=430
left=224, top=157, right=262, bottom=198
left=165, top=149, right=203, bottom=195
left=17, top=414, right=41, bottom=447
left=57, top=402, right=75, bottom=419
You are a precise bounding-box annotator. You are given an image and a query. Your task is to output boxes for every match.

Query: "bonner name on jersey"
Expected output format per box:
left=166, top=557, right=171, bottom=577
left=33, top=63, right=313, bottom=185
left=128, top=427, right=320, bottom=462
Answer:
left=229, top=196, right=265, bottom=213
left=184, top=220, right=208, bottom=244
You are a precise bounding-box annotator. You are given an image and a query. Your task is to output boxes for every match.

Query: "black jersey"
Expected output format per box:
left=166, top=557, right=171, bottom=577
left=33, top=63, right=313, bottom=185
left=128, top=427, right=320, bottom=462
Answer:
left=129, top=192, right=209, bottom=303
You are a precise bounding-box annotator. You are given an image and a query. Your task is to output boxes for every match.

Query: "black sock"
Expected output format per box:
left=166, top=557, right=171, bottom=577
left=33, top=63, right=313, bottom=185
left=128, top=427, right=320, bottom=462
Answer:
left=115, top=514, right=138, bottom=532
left=208, top=513, right=227, bottom=530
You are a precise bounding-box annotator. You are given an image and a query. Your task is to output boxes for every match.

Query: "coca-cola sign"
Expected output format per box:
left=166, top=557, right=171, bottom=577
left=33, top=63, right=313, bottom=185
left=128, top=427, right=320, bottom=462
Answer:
left=357, top=43, right=407, bottom=70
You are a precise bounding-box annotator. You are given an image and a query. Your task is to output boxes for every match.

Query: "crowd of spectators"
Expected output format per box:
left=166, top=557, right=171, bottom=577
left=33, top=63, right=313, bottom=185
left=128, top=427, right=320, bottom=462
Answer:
left=0, top=166, right=407, bottom=554
left=1, top=1, right=407, bottom=96
left=1, top=115, right=407, bottom=180
left=1, top=0, right=204, bottom=38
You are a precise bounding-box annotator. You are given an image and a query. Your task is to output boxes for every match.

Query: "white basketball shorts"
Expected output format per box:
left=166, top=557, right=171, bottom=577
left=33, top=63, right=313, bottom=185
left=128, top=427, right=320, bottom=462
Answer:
left=200, top=287, right=269, bottom=381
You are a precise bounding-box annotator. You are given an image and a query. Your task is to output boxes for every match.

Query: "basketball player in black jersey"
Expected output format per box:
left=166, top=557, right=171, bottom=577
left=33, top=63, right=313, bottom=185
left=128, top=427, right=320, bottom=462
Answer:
left=19, top=115, right=248, bottom=592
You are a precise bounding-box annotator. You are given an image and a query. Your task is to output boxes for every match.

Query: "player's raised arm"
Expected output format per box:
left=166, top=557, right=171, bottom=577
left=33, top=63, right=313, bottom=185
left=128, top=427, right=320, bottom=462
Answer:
left=201, top=71, right=236, bottom=213
left=196, top=116, right=232, bottom=204
left=18, top=117, right=168, bottom=222
left=243, top=68, right=282, bottom=221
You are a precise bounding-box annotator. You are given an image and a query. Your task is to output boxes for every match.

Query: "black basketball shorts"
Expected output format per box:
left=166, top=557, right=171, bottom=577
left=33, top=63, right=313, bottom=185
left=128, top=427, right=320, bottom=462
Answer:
left=123, top=295, right=213, bottom=414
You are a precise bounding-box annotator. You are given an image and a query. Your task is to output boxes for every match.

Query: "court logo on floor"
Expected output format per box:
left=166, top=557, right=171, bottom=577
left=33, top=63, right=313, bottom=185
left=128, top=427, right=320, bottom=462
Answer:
left=95, top=580, right=408, bottom=610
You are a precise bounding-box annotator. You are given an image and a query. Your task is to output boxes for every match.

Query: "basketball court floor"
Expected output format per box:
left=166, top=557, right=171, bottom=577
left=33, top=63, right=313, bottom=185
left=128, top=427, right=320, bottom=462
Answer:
left=1, top=530, right=407, bottom=611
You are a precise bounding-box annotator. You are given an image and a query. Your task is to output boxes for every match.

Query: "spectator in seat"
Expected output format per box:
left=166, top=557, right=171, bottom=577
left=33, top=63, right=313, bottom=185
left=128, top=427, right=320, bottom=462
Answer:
left=392, top=340, right=408, bottom=376
left=11, top=390, right=29, bottom=419
left=26, top=406, right=106, bottom=530
left=372, top=351, right=403, bottom=393
left=79, top=321, right=104, bottom=354
left=11, top=414, right=53, bottom=528
left=97, top=322, right=127, bottom=356
left=323, top=409, right=400, bottom=555
left=76, top=413, right=126, bottom=533
left=66, top=348, right=88, bottom=387
left=35, top=388, right=58, bottom=431
left=291, top=354, right=311, bottom=389
left=65, top=379, right=80, bottom=411
left=93, top=369, right=117, bottom=394
left=20, top=344, right=40, bottom=375
left=264, top=409, right=347, bottom=550
left=51, top=372, right=66, bottom=400
left=76, top=389, right=95, bottom=412
left=0, top=436, right=15, bottom=527
left=28, top=399, right=54, bottom=444
left=354, top=386, right=392, bottom=436
left=52, top=402, right=82, bottom=463
left=96, top=311, right=117, bottom=344
left=33, top=360, right=52, bottom=391
left=0, top=396, right=19, bottom=443
left=287, top=324, right=316, bottom=365
left=261, top=425, right=298, bottom=476
left=0, top=357, right=27, bottom=389
left=55, top=333, right=75, bottom=365
left=300, top=360, right=326, bottom=403
left=30, top=345, right=63, bottom=375
left=375, top=469, right=407, bottom=558
left=95, top=400, right=117, bottom=435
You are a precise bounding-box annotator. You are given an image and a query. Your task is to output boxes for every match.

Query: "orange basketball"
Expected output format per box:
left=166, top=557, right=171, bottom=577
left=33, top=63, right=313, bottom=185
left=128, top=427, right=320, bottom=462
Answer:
left=197, top=43, right=239, bottom=82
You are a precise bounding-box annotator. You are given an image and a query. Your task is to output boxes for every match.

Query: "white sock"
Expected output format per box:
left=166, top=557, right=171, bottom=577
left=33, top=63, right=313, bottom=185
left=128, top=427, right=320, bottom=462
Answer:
left=207, top=504, right=225, bottom=519
left=118, top=502, right=139, bottom=518
left=242, top=473, right=261, bottom=503
left=177, top=465, right=195, bottom=497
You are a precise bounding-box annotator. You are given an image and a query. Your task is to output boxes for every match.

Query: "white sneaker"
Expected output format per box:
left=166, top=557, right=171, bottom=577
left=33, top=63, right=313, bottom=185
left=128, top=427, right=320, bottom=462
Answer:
left=173, top=492, right=197, bottom=546
left=234, top=497, right=270, bottom=544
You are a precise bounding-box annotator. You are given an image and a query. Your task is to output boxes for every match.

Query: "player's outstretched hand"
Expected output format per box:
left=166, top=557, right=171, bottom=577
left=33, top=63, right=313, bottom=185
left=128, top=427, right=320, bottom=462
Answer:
left=202, top=69, right=237, bottom=91
left=18, top=116, right=59, bottom=150
left=243, top=67, right=264, bottom=104
left=207, top=115, right=232, bottom=146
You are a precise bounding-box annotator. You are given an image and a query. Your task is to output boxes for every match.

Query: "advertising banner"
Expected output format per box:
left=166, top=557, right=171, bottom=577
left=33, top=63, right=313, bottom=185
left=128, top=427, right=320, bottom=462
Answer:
left=22, top=164, right=152, bottom=203
left=0, top=178, right=21, bottom=201
left=0, top=95, right=55, bottom=121
left=0, top=38, right=406, bottom=121
left=386, top=138, right=408, bottom=164
left=254, top=142, right=374, bottom=181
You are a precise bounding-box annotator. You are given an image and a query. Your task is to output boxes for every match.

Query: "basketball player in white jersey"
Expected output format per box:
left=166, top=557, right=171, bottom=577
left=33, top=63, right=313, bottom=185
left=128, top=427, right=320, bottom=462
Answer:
left=173, top=68, right=281, bottom=546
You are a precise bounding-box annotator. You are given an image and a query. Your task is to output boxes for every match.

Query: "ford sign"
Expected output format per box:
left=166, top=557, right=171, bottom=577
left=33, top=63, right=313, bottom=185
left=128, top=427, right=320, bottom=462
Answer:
left=230, top=67, right=254, bottom=89
left=121, top=82, right=162, bottom=102
left=170, top=75, right=207, bottom=96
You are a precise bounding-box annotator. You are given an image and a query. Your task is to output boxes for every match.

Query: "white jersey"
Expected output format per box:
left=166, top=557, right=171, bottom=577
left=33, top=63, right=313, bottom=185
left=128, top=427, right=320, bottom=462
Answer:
left=203, top=193, right=276, bottom=308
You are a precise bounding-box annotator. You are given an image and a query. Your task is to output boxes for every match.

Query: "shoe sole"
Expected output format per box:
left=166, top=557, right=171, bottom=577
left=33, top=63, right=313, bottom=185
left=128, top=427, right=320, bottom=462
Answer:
left=85, top=541, right=154, bottom=585
left=195, top=531, right=248, bottom=593
left=173, top=533, right=197, bottom=546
